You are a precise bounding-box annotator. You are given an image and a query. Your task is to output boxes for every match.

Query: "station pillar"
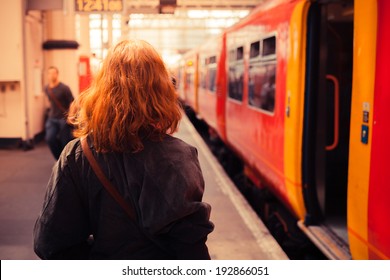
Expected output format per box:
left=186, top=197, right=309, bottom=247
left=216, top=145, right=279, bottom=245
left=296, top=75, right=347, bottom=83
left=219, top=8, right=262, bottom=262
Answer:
left=43, top=0, right=79, bottom=97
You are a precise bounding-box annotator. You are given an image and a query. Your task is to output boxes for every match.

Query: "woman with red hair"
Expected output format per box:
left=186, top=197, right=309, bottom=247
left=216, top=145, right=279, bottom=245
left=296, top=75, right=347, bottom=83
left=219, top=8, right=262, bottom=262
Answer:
left=33, top=40, right=214, bottom=259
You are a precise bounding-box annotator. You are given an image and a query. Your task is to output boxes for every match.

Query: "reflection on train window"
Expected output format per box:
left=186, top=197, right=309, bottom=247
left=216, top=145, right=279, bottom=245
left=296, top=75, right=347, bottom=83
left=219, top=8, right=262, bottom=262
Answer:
left=248, top=63, right=276, bottom=112
left=208, top=67, right=217, bottom=92
left=250, top=41, right=260, bottom=58
left=237, top=46, right=244, bottom=60
left=263, top=36, right=276, bottom=56
left=228, top=64, right=244, bottom=101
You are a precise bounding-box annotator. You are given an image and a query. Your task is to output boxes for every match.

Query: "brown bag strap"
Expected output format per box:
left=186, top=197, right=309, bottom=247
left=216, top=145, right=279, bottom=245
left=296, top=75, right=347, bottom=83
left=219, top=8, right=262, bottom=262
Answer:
left=48, top=87, right=67, bottom=113
left=80, top=137, right=137, bottom=222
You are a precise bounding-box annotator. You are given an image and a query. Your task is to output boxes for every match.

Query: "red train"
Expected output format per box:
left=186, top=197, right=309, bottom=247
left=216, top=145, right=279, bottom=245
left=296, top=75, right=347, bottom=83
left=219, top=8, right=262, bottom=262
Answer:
left=176, top=0, right=390, bottom=260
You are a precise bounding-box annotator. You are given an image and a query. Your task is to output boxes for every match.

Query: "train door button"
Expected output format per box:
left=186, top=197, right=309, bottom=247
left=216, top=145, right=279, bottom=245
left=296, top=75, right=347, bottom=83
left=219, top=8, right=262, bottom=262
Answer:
left=361, top=125, right=369, bottom=144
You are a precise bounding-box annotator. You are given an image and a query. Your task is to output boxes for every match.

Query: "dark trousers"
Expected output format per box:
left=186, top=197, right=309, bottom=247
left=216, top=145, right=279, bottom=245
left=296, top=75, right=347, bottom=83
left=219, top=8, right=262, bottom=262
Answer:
left=45, top=118, right=73, bottom=160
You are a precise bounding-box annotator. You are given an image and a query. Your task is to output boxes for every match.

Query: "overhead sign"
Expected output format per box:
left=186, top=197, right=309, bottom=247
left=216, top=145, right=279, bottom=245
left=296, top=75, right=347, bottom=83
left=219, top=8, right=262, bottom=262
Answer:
left=75, top=0, right=123, bottom=13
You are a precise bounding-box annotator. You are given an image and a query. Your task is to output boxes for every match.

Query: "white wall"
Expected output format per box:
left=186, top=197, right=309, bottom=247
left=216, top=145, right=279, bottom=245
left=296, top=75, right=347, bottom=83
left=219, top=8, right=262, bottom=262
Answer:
left=0, top=83, right=24, bottom=138
left=25, top=11, right=46, bottom=140
left=0, top=0, right=24, bottom=81
left=0, top=0, right=25, bottom=138
left=43, top=1, right=78, bottom=97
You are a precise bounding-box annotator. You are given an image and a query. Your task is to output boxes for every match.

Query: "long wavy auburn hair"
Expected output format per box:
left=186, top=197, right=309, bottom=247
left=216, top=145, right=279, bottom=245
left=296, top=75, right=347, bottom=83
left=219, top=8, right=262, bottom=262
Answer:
left=68, top=39, right=181, bottom=152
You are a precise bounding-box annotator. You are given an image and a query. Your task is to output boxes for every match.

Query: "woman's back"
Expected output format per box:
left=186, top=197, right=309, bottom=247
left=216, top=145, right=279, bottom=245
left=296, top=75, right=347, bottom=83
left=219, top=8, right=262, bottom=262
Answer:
left=33, top=39, right=214, bottom=259
left=34, top=135, right=213, bottom=259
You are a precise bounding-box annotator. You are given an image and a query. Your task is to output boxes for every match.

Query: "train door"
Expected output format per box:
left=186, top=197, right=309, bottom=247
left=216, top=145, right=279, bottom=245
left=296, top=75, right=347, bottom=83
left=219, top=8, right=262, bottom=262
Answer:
left=300, top=0, right=354, bottom=259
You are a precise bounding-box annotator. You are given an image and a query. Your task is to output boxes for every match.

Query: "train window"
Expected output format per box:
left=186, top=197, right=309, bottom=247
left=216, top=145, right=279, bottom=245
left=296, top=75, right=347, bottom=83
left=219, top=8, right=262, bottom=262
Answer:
left=208, top=67, right=217, bottom=92
left=208, top=56, right=216, bottom=64
left=262, top=36, right=276, bottom=56
left=228, top=47, right=244, bottom=101
left=248, top=63, right=276, bottom=112
left=250, top=41, right=260, bottom=58
left=237, top=46, right=244, bottom=60
left=228, top=64, right=244, bottom=101
left=206, top=55, right=217, bottom=93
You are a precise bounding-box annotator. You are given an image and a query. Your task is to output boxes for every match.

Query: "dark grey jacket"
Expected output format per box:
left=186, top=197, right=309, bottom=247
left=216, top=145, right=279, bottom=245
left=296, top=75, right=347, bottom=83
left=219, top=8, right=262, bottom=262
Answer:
left=45, top=82, right=74, bottom=120
left=33, top=136, right=214, bottom=259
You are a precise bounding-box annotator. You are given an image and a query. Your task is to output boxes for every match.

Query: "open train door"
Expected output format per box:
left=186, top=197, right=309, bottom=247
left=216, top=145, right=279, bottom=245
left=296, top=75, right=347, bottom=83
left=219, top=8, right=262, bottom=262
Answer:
left=298, top=0, right=354, bottom=259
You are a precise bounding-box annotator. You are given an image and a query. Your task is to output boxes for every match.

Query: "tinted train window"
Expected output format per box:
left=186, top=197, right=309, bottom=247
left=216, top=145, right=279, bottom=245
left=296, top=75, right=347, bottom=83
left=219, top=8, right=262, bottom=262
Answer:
left=206, top=55, right=217, bottom=92
left=228, top=46, right=244, bottom=101
left=250, top=41, right=260, bottom=58
left=228, top=65, right=244, bottom=101
left=208, top=67, right=217, bottom=92
left=248, top=35, right=277, bottom=113
left=263, top=36, right=276, bottom=56
left=208, top=56, right=216, bottom=64
left=248, top=63, right=276, bottom=112
left=237, top=46, right=244, bottom=60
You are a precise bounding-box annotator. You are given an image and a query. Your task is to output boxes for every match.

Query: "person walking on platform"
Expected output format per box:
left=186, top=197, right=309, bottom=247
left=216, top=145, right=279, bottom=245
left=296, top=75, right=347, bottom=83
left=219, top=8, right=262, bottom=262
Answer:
left=34, top=40, right=214, bottom=260
left=44, top=66, right=74, bottom=160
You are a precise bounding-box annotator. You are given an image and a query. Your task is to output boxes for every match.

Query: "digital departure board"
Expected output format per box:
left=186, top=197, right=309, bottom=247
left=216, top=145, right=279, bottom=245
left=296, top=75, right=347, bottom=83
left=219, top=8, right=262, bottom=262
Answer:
left=75, top=0, right=123, bottom=13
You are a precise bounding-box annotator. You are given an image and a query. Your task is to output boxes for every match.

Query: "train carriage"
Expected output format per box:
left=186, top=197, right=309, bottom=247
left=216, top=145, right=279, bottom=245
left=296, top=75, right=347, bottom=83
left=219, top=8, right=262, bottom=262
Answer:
left=178, top=0, right=390, bottom=260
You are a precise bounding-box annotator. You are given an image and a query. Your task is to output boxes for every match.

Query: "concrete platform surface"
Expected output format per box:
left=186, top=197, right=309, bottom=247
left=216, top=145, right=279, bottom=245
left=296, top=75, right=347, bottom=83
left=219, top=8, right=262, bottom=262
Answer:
left=0, top=142, right=54, bottom=260
left=176, top=116, right=288, bottom=260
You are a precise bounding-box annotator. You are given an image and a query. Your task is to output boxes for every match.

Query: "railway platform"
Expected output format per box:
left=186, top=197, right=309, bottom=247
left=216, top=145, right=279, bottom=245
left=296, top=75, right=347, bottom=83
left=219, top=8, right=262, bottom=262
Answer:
left=0, top=115, right=288, bottom=260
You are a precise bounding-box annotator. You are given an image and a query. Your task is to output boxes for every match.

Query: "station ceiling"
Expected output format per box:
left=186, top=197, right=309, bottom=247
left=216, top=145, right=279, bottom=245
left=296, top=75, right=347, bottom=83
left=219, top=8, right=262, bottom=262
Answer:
left=126, top=0, right=261, bottom=12
left=123, top=0, right=263, bottom=64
